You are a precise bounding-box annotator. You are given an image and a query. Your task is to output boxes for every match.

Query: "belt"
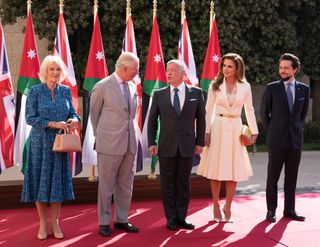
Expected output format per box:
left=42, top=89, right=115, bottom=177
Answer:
left=218, top=113, right=240, bottom=118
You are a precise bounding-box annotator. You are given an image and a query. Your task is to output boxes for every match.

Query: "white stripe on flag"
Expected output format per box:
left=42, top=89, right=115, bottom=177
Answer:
left=82, top=118, right=97, bottom=165
left=14, top=95, right=31, bottom=170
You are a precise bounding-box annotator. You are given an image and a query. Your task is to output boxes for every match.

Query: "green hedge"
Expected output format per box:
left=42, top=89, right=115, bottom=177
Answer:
left=256, top=121, right=320, bottom=145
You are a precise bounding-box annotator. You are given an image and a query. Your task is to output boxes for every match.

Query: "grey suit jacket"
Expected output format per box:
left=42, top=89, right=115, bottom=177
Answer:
left=90, top=73, right=137, bottom=155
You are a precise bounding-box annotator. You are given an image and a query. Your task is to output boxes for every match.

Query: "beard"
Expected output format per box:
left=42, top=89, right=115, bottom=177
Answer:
left=280, top=74, right=292, bottom=81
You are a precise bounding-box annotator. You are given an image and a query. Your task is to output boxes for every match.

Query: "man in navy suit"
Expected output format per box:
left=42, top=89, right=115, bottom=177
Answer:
left=260, top=53, right=310, bottom=222
left=148, top=60, right=205, bottom=230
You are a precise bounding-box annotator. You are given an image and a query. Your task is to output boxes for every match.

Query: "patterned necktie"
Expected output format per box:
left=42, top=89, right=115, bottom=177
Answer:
left=122, top=81, right=130, bottom=111
left=286, top=82, right=293, bottom=112
left=173, top=88, right=181, bottom=115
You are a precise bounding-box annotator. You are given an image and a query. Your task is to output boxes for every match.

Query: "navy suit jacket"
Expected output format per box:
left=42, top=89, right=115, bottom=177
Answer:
left=260, top=80, right=309, bottom=149
left=148, top=84, right=205, bottom=158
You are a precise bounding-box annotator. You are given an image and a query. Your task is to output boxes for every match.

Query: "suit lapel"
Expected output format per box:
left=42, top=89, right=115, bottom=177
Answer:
left=180, top=84, right=191, bottom=116
left=164, top=86, right=177, bottom=116
left=110, top=74, right=128, bottom=110
left=292, top=81, right=302, bottom=112
left=279, top=80, right=291, bottom=112
left=220, top=80, right=232, bottom=111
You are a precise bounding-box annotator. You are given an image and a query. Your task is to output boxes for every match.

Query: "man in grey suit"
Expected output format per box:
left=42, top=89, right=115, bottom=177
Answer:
left=260, top=53, right=310, bottom=223
left=148, top=60, right=205, bottom=230
left=90, top=52, right=140, bottom=237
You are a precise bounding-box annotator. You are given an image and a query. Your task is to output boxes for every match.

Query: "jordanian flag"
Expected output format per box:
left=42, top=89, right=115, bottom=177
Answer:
left=14, top=8, right=41, bottom=174
left=0, top=23, right=15, bottom=174
left=82, top=13, right=108, bottom=166
left=142, top=17, right=167, bottom=173
left=201, top=17, right=221, bottom=92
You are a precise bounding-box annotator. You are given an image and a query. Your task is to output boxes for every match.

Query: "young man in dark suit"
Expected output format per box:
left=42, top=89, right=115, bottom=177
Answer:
left=148, top=59, right=205, bottom=230
left=260, top=53, right=310, bottom=222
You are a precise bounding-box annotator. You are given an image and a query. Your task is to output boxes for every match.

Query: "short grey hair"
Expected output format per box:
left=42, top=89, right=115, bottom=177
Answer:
left=39, top=55, right=67, bottom=83
left=115, top=52, right=139, bottom=69
left=167, top=59, right=185, bottom=71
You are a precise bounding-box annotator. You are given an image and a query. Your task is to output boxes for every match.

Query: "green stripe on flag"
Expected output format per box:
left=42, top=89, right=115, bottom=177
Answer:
left=17, top=77, right=41, bottom=95
left=143, top=80, right=167, bottom=96
left=83, top=78, right=102, bottom=92
left=21, top=137, right=29, bottom=175
left=200, top=79, right=212, bottom=93
left=151, top=120, right=161, bottom=173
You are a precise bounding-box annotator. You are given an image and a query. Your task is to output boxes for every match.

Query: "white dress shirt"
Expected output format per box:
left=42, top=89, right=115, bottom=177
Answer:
left=170, top=82, right=186, bottom=111
left=284, top=80, right=296, bottom=102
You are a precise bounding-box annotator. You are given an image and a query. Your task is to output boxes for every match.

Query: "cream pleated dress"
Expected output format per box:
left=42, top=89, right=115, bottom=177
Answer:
left=197, top=80, right=258, bottom=182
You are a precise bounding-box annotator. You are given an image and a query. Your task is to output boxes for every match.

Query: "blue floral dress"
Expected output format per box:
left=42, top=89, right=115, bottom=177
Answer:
left=21, top=83, right=80, bottom=202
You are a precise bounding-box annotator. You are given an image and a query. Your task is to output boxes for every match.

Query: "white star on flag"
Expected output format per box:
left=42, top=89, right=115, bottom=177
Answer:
left=153, top=54, right=161, bottom=63
left=27, top=49, right=36, bottom=59
left=212, top=54, right=220, bottom=63
left=95, top=51, right=104, bottom=61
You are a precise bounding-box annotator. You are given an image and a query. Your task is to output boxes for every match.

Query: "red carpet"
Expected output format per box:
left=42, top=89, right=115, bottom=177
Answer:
left=0, top=194, right=319, bottom=246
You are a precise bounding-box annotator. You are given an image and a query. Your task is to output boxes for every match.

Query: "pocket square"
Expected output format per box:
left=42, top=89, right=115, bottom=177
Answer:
left=298, top=97, right=305, bottom=101
left=190, top=98, right=197, bottom=101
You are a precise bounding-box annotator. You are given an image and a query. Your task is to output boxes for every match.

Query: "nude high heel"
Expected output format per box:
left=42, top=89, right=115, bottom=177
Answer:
left=223, top=206, right=234, bottom=223
left=37, top=229, right=47, bottom=240
left=51, top=224, right=64, bottom=239
left=213, top=205, right=223, bottom=223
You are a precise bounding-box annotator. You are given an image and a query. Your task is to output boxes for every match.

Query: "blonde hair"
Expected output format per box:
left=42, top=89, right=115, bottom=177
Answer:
left=39, top=55, right=67, bottom=83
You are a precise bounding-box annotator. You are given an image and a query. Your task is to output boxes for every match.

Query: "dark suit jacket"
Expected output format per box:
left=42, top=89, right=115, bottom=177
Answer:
left=148, top=84, right=205, bottom=158
left=260, top=80, right=309, bottom=149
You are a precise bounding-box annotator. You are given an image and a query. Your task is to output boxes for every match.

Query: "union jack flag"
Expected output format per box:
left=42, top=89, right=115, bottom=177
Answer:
left=54, top=13, right=82, bottom=176
left=178, top=17, right=199, bottom=86
left=122, top=14, right=143, bottom=173
left=0, top=23, right=15, bottom=173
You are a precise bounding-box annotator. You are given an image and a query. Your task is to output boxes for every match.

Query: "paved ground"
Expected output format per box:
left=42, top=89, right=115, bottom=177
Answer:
left=1, top=151, right=319, bottom=196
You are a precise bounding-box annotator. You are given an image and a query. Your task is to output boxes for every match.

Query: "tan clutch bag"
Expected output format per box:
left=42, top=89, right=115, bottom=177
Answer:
left=240, top=125, right=253, bottom=146
left=53, top=129, right=81, bottom=152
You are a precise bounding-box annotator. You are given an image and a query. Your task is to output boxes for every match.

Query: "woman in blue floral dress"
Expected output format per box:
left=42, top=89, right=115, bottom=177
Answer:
left=21, top=55, right=80, bottom=240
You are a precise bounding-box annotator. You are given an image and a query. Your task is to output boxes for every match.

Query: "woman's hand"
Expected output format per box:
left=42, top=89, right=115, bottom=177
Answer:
left=205, top=133, right=211, bottom=147
left=67, top=118, right=79, bottom=131
left=56, top=121, right=68, bottom=130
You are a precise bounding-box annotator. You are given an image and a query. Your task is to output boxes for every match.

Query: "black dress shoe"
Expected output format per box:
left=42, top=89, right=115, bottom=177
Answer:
left=283, top=211, right=305, bottom=221
left=266, top=210, right=276, bottom=222
left=177, top=219, right=195, bottom=230
left=114, top=222, right=139, bottom=233
left=99, top=225, right=111, bottom=237
left=166, top=219, right=178, bottom=231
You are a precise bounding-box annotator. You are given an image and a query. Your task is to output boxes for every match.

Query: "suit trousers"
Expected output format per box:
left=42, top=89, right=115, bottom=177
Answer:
left=159, top=152, right=193, bottom=221
left=266, top=136, right=302, bottom=212
left=97, top=149, right=135, bottom=225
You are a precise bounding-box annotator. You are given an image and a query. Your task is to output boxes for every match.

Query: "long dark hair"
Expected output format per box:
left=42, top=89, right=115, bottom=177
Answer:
left=211, top=53, right=247, bottom=92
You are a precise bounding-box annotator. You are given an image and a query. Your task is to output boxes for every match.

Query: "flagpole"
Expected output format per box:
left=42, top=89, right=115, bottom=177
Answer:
left=27, top=0, right=32, bottom=12
left=153, top=0, right=157, bottom=20
left=209, top=0, right=215, bottom=36
left=88, top=0, right=99, bottom=183
left=59, top=0, right=64, bottom=14
left=93, top=0, right=98, bottom=19
left=126, top=0, right=131, bottom=21
left=147, top=0, right=158, bottom=180
left=181, top=0, right=185, bottom=23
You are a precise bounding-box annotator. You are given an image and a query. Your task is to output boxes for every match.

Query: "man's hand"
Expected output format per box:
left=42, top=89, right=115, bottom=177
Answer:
left=149, top=145, right=158, bottom=156
left=194, top=145, right=203, bottom=155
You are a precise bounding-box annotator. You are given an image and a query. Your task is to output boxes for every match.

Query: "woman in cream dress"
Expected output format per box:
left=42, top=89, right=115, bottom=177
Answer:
left=197, top=53, right=258, bottom=222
